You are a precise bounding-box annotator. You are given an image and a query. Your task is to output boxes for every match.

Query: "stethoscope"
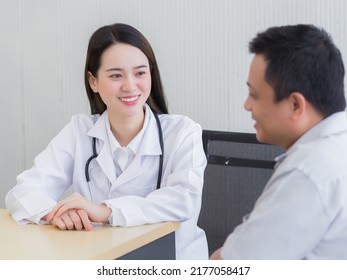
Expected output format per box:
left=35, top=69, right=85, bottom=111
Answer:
left=85, top=110, right=164, bottom=203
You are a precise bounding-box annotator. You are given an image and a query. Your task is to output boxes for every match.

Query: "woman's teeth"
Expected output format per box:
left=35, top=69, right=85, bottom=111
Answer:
left=120, top=96, right=139, bottom=102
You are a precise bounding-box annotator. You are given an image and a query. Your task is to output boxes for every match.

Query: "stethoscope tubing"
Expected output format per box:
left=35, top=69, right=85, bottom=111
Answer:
left=153, top=111, right=164, bottom=190
left=84, top=110, right=164, bottom=202
left=85, top=137, right=97, bottom=182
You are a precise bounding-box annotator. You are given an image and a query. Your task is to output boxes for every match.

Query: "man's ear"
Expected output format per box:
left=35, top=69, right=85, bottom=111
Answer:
left=289, top=92, right=306, bottom=119
left=88, top=71, right=98, bottom=93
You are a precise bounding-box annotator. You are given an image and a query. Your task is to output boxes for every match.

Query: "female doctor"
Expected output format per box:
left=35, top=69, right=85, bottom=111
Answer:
left=5, top=23, right=208, bottom=260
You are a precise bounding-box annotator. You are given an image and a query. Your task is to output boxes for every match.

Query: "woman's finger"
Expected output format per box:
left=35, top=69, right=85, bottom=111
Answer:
left=77, top=209, right=93, bottom=231
left=68, top=210, right=83, bottom=230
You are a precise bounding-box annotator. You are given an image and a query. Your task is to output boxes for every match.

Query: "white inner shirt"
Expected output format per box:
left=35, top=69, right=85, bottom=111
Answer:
left=105, top=107, right=149, bottom=177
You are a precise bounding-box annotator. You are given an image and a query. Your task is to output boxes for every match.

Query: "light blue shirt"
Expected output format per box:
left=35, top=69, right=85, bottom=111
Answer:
left=221, top=112, right=347, bottom=259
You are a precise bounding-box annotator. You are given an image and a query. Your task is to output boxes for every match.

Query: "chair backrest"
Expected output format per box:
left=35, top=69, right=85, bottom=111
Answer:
left=198, top=130, right=284, bottom=255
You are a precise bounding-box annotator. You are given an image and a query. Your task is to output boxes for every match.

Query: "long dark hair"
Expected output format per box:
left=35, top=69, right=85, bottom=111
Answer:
left=84, top=23, right=168, bottom=114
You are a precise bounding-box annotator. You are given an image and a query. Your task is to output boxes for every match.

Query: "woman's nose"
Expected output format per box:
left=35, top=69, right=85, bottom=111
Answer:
left=122, top=76, right=136, bottom=92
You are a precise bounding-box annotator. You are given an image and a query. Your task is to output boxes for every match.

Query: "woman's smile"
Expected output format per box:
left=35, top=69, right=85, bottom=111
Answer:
left=118, top=94, right=141, bottom=105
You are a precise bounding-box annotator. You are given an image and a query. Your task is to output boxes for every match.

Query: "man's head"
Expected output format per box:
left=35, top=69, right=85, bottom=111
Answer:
left=244, top=24, right=345, bottom=149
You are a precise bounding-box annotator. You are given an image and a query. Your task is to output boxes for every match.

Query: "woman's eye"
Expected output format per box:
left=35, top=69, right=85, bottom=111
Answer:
left=110, top=74, right=122, bottom=79
left=136, top=71, right=147, bottom=76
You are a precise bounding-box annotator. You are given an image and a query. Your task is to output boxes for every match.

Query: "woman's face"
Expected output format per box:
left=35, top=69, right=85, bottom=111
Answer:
left=89, top=43, right=151, bottom=119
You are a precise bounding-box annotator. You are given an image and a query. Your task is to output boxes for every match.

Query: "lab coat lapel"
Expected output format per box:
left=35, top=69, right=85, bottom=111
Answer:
left=112, top=154, right=142, bottom=187
left=86, top=106, right=163, bottom=188
left=112, top=107, right=162, bottom=187
left=137, top=107, right=162, bottom=156
left=87, top=112, right=116, bottom=184
left=95, top=143, right=116, bottom=184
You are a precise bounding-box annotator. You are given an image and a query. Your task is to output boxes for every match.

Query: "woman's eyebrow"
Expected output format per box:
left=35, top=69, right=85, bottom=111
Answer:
left=106, top=65, right=148, bottom=72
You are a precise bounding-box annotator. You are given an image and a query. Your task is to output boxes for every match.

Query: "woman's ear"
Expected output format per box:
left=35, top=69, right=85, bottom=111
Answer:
left=88, top=71, right=98, bottom=93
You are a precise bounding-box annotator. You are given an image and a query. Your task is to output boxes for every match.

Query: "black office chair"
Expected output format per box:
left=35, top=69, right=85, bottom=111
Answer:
left=198, top=130, right=284, bottom=255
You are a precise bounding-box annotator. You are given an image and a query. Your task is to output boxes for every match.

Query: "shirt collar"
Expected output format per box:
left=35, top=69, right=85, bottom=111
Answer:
left=274, top=111, right=347, bottom=166
left=105, top=105, right=150, bottom=155
left=290, top=111, right=347, bottom=150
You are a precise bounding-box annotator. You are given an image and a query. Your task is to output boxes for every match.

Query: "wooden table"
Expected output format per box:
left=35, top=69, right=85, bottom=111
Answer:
left=0, top=209, right=179, bottom=259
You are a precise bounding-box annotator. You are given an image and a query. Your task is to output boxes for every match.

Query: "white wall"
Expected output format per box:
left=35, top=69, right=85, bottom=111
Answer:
left=1, top=0, right=347, bottom=207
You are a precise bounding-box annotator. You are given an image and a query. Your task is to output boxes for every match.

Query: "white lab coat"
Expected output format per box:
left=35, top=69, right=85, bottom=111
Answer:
left=5, top=104, right=208, bottom=259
